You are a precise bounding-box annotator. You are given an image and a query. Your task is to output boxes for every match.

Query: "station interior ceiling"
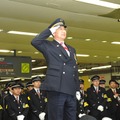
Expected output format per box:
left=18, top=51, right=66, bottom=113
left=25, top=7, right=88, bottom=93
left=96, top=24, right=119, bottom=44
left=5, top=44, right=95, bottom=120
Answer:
left=0, top=0, right=120, bottom=81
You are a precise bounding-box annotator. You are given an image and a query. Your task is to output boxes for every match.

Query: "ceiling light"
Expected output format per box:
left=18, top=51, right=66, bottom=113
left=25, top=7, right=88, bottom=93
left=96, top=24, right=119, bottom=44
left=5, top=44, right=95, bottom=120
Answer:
left=75, top=0, right=120, bottom=9
left=111, top=41, right=120, bottom=45
left=0, top=49, right=10, bottom=53
left=17, top=51, right=22, bottom=54
left=76, top=54, right=89, bottom=57
left=67, top=37, right=73, bottom=40
left=32, top=66, right=47, bottom=70
left=8, top=30, right=38, bottom=36
left=117, top=57, right=120, bottom=59
left=94, top=55, right=98, bottom=57
left=34, top=52, right=39, bottom=54
left=0, top=29, right=3, bottom=32
left=106, top=56, right=110, bottom=58
left=32, top=60, right=36, bottom=62
left=102, top=41, right=107, bottom=43
left=91, top=65, right=111, bottom=70
left=85, top=38, right=91, bottom=41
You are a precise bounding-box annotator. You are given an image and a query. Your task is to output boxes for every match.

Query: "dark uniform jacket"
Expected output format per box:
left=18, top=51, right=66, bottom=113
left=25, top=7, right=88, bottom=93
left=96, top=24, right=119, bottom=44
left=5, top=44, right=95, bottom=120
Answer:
left=76, top=90, right=90, bottom=120
left=0, top=96, right=3, bottom=120
left=106, top=88, right=120, bottom=120
left=31, top=28, right=79, bottom=96
left=87, top=86, right=111, bottom=120
left=5, top=94, right=29, bottom=120
left=27, top=88, right=47, bottom=120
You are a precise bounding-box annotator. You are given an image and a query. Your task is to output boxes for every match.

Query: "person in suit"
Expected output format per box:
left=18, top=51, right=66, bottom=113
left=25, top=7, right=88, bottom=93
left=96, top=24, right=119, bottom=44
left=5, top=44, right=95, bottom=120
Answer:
left=106, top=79, right=120, bottom=120
left=31, top=18, right=80, bottom=120
left=27, top=76, right=47, bottom=120
left=87, top=75, right=111, bottom=120
left=5, top=82, right=29, bottom=120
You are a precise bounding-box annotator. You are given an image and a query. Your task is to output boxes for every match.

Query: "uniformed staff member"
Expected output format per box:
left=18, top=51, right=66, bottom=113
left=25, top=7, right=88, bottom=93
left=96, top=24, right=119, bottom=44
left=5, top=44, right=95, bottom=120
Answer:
left=26, top=81, right=34, bottom=92
left=87, top=75, right=111, bottom=120
left=31, top=18, right=80, bottom=120
left=5, top=82, right=29, bottom=120
left=27, top=76, right=47, bottom=120
left=106, top=79, right=120, bottom=120
left=76, top=79, right=89, bottom=119
left=3, top=81, right=15, bottom=120
left=99, top=80, right=106, bottom=89
left=0, top=95, right=3, bottom=120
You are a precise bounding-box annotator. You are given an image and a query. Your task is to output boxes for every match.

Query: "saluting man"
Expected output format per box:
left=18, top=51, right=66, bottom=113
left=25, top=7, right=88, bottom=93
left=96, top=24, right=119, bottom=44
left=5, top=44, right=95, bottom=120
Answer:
left=27, top=76, right=47, bottom=120
left=5, top=82, right=29, bottom=120
left=31, top=18, right=80, bottom=120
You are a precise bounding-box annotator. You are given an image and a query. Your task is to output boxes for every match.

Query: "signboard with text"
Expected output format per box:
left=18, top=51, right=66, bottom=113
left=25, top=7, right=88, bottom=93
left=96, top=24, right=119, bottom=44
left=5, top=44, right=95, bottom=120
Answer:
left=0, top=56, right=31, bottom=77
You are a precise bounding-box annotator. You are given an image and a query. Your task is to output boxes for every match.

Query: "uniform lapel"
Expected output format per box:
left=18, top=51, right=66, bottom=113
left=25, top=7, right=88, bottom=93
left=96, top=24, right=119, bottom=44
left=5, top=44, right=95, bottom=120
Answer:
left=52, top=40, right=70, bottom=60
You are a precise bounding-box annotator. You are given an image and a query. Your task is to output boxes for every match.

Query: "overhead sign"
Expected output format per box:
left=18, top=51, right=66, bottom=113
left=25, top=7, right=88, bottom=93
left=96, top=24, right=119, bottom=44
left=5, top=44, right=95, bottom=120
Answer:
left=0, top=56, right=31, bottom=77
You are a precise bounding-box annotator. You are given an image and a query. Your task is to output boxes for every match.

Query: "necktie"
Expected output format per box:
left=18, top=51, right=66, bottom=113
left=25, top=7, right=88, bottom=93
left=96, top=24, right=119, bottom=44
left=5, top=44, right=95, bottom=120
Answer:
left=37, top=89, right=40, bottom=98
left=113, top=89, right=116, bottom=94
left=96, top=87, right=98, bottom=94
left=16, top=96, right=19, bottom=104
left=60, top=42, right=70, bottom=56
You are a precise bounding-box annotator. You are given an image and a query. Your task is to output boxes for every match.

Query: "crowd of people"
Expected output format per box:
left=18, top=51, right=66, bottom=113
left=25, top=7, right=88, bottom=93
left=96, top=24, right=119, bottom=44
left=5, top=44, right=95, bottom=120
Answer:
left=0, top=75, right=120, bottom=120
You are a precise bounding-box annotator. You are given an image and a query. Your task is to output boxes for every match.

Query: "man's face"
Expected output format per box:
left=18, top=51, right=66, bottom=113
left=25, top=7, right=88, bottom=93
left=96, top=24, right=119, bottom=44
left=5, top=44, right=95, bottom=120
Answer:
left=109, top=82, right=116, bottom=89
left=33, top=81, right=41, bottom=88
left=92, top=79, right=99, bottom=87
left=12, top=87, right=21, bottom=96
left=53, top=26, right=67, bottom=41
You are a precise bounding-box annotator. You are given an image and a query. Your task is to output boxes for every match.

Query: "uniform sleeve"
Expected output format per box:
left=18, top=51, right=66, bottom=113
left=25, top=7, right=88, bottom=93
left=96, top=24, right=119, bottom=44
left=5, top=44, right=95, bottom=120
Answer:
left=21, top=95, right=29, bottom=117
left=27, top=93, right=40, bottom=117
left=31, top=28, right=51, bottom=52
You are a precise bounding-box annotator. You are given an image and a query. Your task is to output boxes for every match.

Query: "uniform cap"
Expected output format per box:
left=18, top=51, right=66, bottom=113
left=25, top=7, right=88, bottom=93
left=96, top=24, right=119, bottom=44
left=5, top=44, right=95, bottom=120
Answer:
left=11, top=82, right=23, bottom=89
left=91, top=75, right=100, bottom=81
left=26, top=81, right=33, bottom=88
left=31, top=76, right=42, bottom=83
left=99, top=79, right=106, bottom=84
left=48, top=18, right=67, bottom=28
left=79, top=79, right=84, bottom=84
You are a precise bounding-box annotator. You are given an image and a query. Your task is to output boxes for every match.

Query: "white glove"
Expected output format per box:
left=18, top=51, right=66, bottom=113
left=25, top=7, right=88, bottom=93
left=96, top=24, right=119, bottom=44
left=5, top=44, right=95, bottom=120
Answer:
left=17, top=115, right=25, bottom=120
left=102, top=117, right=112, bottom=120
left=97, top=105, right=104, bottom=112
left=76, top=91, right=81, bottom=101
left=49, top=25, right=60, bottom=34
left=78, top=113, right=86, bottom=118
left=39, top=112, right=46, bottom=120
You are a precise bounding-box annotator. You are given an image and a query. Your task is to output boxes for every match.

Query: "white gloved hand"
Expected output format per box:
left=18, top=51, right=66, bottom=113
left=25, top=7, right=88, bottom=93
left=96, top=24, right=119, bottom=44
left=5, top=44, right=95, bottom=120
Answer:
left=39, top=112, right=46, bottom=120
left=102, top=117, right=112, bottom=120
left=97, top=105, right=104, bottom=112
left=76, top=91, right=81, bottom=101
left=49, top=25, right=60, bottom=34
left=78, top=113, right=86, bottom=118
left=17, top=115, right=25, bottom=120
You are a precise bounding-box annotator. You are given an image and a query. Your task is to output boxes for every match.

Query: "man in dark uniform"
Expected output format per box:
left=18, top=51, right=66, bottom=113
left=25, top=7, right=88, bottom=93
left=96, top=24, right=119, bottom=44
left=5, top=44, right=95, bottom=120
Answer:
left=27, top=76, right=47, bottom=120
left=76, top=79, right=97, bottom=120
left=26, top=81, right=34, bottom=92
left=31, top=18, right=80, bottom=120
left=5, top=82, right=29, bottom=120
left=87, top=75, right=111, bottom=120
left=2, top=81, right=15, bottom=120
left=99, top=79, right=106, bottom=89
left=106, top=79, right=120, bottom=120
left=0, top=95, right=3, bottom=120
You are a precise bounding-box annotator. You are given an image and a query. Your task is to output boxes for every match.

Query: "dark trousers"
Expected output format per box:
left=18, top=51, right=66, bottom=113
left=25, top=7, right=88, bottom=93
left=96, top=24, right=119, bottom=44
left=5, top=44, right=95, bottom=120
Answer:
left=47, top=91, right=76, bottom=120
